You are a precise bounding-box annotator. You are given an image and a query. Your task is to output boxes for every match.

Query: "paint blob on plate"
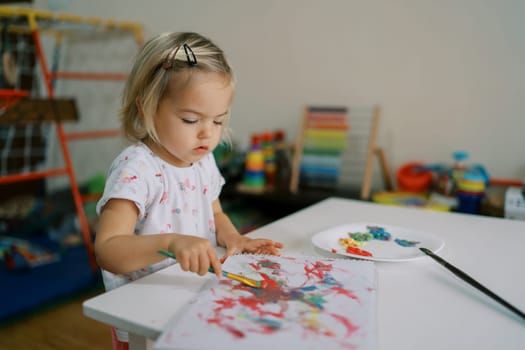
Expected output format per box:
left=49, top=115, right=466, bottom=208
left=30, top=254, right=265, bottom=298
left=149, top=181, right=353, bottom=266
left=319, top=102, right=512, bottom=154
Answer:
left=312, top=223, right=445, bottom=262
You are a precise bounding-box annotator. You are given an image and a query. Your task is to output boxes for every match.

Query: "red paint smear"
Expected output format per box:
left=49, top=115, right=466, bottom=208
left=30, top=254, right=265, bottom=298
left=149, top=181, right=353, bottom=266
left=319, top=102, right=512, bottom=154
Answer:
left=214, top=297, right=237, bottom=309
left=329, top=313, right=359, bottom=337
left=223, top=324, right=245, bottom=338
left=207, top=294, right=263, bottom=337
left=238, top=296, right=285, bottom=318
left=260, top=273, right=279, bottom=288
left=304, top=261, right=334, bottom=279
left=332, top=287, right=359, bottom=301
left=345, top=246, right=373, bottom=257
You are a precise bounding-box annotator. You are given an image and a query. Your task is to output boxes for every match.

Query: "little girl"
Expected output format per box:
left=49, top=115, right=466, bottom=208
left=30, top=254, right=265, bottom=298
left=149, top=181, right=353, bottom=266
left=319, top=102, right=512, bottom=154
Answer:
left=95, top=32, right=283, bottom=348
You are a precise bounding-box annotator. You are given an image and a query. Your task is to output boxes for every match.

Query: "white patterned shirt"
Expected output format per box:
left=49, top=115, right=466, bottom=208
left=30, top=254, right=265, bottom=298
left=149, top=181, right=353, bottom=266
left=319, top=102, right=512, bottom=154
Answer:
left=96, top=142, right=225, bottom=292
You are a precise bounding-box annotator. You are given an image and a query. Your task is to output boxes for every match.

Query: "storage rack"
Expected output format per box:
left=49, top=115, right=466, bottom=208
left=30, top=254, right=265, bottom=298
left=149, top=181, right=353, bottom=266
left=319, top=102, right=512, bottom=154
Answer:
left=0, top=6, right=143, bottom=271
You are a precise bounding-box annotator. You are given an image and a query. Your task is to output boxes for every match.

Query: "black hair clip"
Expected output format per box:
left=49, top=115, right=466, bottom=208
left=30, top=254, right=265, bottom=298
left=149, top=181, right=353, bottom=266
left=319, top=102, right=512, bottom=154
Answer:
left=162, top=43, right=197, bottom=69
left=183, top=44, right=197, bottom=66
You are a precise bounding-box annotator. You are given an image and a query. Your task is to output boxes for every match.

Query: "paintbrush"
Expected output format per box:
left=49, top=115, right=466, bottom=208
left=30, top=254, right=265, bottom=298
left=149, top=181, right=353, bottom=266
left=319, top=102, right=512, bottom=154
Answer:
left=419, top=247, right=525, bottom=321
left=157, top=249, right=266, bottom=289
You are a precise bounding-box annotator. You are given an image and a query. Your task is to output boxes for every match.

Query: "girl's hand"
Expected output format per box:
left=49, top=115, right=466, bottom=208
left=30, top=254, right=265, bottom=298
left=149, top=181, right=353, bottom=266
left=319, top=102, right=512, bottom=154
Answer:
left=167, top=234, right=222, bottom=277
left=221, top=235, right=284, bottom=262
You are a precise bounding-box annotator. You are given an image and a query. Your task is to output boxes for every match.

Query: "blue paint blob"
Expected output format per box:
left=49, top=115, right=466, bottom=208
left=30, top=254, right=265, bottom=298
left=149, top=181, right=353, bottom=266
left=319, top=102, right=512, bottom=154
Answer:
left=322, top=275, right=340, bottom=287
left=255, top=317, right=282, bottom=330
left=300, top=285, right=318, bottom=291
left=394, top=238, right=420, bottom=247
left=367, top=225, right=392, bottom=241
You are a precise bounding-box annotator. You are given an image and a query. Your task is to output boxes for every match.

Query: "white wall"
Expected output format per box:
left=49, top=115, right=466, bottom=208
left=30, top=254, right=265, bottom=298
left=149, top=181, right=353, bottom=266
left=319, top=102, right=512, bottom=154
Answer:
left=37, top=0, right=525, bottom=188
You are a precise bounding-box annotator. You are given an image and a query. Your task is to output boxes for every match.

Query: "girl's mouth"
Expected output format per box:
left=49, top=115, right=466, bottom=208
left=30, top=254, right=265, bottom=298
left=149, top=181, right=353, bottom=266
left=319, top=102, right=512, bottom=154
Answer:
left=194, top=146, right=209, bottom=154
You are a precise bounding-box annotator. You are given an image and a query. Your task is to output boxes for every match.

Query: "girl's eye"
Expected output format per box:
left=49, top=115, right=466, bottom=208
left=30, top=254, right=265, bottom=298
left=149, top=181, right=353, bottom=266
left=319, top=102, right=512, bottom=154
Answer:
left=181, top=118, right=198, bottom=124
left=213, top=120, right=224, bottom=126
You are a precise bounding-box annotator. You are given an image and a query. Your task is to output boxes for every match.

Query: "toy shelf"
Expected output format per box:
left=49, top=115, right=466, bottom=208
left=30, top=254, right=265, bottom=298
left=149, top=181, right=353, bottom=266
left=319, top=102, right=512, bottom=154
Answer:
left=0, top=6, right=143, bottom=271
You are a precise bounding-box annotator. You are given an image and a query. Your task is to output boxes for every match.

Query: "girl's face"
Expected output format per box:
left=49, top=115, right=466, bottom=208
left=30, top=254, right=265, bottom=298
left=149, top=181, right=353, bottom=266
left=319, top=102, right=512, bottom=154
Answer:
left=149, top=71, right=233, bottom=167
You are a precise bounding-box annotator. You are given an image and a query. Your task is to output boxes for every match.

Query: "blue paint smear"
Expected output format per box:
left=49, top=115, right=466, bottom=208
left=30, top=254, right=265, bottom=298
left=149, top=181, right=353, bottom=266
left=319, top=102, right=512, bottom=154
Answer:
left=255, top=317, right=282, bottom=330
left=300, top=285, right=318, bottom=291
left=322, top=275, right=340, bottom=287
left=394, top=238, right=420, bottom=247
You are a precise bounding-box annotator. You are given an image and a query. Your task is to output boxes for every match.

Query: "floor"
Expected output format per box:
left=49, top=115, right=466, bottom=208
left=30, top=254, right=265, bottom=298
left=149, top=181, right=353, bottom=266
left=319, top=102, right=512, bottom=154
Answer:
left=0, top=287, right=112, bottom=350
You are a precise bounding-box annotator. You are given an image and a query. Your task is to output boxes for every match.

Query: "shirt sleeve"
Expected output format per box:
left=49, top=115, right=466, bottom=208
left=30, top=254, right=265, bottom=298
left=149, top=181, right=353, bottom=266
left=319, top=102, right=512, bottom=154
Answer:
left=96, top=150, right=154, bottom=220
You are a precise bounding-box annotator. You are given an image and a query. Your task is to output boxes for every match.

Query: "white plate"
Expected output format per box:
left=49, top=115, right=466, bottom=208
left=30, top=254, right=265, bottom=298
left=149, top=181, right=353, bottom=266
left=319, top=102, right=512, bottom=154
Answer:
left=311, top=222, right=445, bottom=262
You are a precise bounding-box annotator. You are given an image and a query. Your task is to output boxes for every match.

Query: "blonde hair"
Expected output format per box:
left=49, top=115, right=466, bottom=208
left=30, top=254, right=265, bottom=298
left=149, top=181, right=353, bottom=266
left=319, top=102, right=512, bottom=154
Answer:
left=120, top=32, right=234, bottom=144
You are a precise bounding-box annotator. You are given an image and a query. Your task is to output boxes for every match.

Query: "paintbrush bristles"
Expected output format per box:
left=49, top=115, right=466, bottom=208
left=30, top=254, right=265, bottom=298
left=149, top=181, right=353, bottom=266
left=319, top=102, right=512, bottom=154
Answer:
left=223, top=271, right=267, bottom=289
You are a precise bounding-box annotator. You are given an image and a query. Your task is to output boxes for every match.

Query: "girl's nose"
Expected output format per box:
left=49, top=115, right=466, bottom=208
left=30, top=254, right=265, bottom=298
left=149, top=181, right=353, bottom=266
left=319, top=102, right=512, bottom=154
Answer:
left=198, top=121, right=213, bottom=139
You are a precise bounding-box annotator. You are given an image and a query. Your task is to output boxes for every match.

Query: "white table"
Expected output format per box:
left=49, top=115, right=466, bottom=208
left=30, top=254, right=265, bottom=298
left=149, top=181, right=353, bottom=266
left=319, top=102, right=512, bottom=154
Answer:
left=83, top=197, right=525, bottom=349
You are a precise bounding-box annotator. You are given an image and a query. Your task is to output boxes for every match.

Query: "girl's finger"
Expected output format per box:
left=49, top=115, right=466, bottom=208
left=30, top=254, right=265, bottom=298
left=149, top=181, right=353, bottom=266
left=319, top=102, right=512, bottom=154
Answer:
left=273, top=241, right=285, bottom=248
left=198, top=252, right=209, bottom=276
left=208, top=250, right=222, bottom=277
left=179, top=256, right=189, bottom=271
left=219, top=245, right=235, bottom=264
left=189, top=254, right=199, bottom=273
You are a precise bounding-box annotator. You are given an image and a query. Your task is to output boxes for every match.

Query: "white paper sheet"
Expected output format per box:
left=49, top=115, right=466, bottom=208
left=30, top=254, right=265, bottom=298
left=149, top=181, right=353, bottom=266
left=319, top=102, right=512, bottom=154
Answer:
left=155, top=254, right=377, bottom=350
